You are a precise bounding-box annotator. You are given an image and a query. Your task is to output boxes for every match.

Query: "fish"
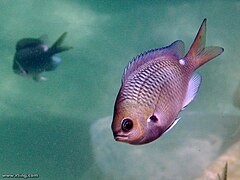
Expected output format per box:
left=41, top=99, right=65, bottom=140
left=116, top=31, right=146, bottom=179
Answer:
left=111, top=19, right=224, bottom=145
left=13, top=32, right=72, bottom=81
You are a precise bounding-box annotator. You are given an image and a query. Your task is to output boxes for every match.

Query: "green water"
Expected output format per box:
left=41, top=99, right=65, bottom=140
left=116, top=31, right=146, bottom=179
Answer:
left=0, top=0, right=239, bottom=179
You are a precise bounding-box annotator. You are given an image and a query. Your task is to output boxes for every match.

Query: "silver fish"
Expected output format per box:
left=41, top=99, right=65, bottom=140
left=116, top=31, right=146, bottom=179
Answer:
left=112, top=19, right=224, bottom=145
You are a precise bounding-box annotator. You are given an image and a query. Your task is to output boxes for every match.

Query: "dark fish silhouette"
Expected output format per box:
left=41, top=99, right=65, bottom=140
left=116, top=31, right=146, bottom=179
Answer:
left=13, top=32, right=72, bottom=81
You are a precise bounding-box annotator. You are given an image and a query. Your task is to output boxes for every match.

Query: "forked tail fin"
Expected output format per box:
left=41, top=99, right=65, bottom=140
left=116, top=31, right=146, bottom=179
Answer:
left=48, top=32, right=73, bottom=56
left=184, top=19, right=224, bottom=69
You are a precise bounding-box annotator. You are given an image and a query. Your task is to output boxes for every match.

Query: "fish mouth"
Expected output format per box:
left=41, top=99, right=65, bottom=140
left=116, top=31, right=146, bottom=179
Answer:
left=113, top=134, right=128, bottom=142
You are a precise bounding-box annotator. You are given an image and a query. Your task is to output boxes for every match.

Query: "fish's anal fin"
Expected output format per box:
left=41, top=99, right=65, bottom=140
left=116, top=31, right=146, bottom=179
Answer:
left=182, top=73, right=202, bottom=109
left=163, top=117, right=181, bottom=135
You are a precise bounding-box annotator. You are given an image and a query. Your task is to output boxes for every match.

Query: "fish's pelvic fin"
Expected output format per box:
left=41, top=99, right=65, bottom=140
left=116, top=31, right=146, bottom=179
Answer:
left=33, top=75, right=47, bottom=81
left=163, top=117, right=181, bottom=135
left=48, top=32, right=73, bottom=56
left=13, top=60, right=28, bottom=75
left=182, top=73, right=202, bottom=109
left=185, top=18, right=224, bottom=69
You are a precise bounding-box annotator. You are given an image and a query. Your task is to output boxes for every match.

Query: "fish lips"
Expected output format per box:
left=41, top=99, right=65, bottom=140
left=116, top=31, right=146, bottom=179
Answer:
left=113, top=132, right=128, bottom=142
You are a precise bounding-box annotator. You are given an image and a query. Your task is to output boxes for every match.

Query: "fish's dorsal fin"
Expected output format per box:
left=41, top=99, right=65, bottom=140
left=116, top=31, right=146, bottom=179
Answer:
left=122, top=40, right=185, bottom=83
left=182, top=73, right=202, bottom=109
left=168, top=40, right=185, bottom=58
left=163, top=117, right=181, bottom=135
left=39, top=34, right=48, bottom=43
left=16, top=38, right=43, bottom=51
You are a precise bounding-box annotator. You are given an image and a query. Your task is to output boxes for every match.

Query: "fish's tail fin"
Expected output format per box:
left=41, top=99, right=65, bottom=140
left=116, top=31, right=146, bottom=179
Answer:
left=184, top=19, right=224, bottom=69
left=48, top=32, right=73, bottom=56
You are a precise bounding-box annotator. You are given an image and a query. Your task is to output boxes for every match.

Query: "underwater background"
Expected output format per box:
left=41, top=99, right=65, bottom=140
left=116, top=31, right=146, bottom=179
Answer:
left=0, top=0, right=239, bottom=179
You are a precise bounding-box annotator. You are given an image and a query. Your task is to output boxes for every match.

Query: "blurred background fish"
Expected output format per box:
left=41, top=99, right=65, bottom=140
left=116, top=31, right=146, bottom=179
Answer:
left=12, top=32, right=72, bottom=81
left=112, top=19, right=224, bottom=145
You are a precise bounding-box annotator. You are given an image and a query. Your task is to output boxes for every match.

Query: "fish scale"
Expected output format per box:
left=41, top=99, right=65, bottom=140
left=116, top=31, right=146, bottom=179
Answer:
left=120, top=60, right=185, bottom=108
left=112, top=19, right=224, bottom=145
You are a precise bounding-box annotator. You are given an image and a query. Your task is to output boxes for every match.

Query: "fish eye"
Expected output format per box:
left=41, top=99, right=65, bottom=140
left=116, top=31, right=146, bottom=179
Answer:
left=121, top=118, right=133, bottom=132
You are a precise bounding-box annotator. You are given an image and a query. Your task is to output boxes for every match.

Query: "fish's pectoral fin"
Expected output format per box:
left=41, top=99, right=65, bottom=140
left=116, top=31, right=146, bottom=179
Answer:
left=182, top=73, right=202, bottom=109
left=162, top=117, right=181, bottom=135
